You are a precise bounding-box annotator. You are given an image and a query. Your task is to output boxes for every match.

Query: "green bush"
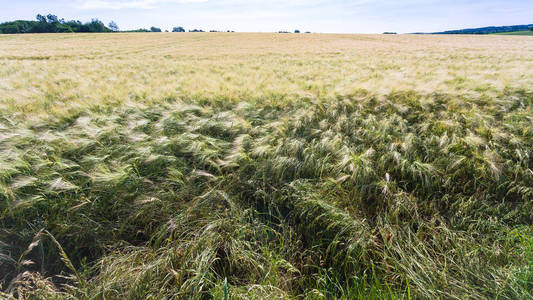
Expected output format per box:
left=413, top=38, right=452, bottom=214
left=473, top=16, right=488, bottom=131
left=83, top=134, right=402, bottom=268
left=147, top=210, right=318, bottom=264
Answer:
left=0, top=24, right=20, bottom=34
left=55, top=24, right=74, bottom=33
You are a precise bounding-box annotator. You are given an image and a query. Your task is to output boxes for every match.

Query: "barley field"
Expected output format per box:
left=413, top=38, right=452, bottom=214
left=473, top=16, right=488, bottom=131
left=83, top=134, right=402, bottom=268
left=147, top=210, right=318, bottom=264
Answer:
left=0, top=33, right=532, bottom=299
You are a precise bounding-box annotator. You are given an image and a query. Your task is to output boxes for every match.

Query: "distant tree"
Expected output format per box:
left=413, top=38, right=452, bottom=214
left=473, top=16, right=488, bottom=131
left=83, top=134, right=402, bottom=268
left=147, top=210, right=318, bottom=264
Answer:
left=36, top=14, right=47, bottom=23
left=294, top=29, right=300, bottom=33
left=33, top=14, right=56, bottom=32
left=46, top=14, right=59, bottom=23
left=63, top=20, right=83, bottom=32
left=108, top=21, right=119, bottom=32
left=86, top=19, right=109, bottom=32
left=150, top=26, right=162, bottom=32
left=383, top=32, right=397, bottom=34
left=172, top=26, right=185, bottom=32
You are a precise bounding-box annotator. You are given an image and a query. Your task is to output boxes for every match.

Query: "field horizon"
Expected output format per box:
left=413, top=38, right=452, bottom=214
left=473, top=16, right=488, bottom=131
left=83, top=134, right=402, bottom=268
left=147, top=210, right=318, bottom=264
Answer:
left=2, top=32, right=532, bottom=120
left=1, top=33, right=532, bottom=299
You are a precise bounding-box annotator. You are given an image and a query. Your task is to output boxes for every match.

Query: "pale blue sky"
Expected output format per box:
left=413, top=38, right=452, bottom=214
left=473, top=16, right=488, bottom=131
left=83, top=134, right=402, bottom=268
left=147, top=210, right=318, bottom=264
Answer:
left=0, top=0, right=531, bottom=33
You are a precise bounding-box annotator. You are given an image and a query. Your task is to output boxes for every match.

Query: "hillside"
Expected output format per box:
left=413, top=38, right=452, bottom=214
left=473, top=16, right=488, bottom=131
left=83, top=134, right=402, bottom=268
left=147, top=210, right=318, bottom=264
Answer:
left=0, top=33, right=532, bottom=299
left=433, top=24, right=532, bottom=34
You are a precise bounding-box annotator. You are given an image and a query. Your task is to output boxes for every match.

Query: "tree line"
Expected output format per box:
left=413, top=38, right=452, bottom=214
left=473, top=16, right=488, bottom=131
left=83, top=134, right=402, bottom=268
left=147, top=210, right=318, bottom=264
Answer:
left=0, top=14, right=116, bottom=34
left=0, top=15, right=230, bottom=34
left=1, top=14, right=311, bottom=34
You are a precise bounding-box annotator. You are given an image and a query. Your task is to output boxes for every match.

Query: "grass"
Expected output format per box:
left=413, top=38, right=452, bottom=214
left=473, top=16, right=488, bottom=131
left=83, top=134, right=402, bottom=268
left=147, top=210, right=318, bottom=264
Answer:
left=493, top=31, right=533, bottom=36
left=0, top=32, right=532, bottom=299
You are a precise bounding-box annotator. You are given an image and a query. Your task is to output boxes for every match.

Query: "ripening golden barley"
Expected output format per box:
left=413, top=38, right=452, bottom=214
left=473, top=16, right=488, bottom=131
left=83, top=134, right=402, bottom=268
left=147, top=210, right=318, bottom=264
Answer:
left=0, top=33, right=532, bottom=119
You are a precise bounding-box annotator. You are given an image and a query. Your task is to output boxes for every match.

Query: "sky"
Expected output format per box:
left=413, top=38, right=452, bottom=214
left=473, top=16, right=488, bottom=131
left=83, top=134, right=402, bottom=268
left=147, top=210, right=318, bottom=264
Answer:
left=0, top=0, right=532, bottom=33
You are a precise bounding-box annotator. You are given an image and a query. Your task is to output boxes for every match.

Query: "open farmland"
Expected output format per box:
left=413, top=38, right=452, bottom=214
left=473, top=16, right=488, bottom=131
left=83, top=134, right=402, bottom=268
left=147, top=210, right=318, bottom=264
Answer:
left=0, top=33, right=532, bottom=299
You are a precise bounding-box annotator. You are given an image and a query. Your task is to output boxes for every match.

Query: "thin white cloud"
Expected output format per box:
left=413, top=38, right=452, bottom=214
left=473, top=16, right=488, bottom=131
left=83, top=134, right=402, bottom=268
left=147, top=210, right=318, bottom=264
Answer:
left=79, top=0, right=207, bottom=10
left=77, top=0, right=360, bottom=10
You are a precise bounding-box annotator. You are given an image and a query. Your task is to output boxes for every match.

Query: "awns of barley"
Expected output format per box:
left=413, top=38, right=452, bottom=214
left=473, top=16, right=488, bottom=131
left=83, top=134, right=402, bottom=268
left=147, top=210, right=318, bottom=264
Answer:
left=1, top=89, right=532, bottom=299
